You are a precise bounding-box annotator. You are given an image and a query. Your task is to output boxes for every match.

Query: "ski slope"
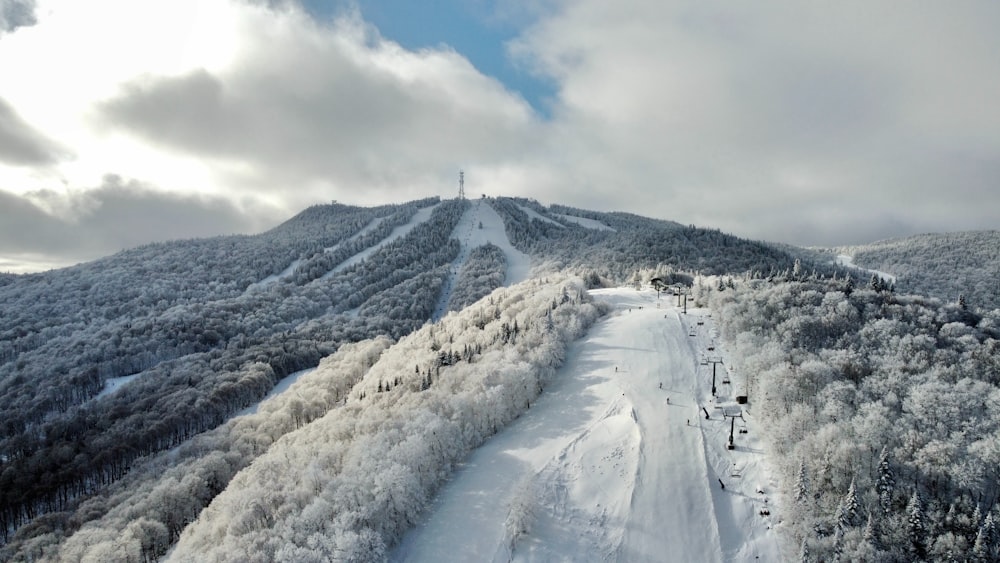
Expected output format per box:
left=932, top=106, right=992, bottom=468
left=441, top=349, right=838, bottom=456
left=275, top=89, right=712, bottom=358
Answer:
left=329, top=203, right=441, bottom=276
left=246, top=216, right=389, bottom=290
left=554, top=213, right=616, bottom=232
left=393, top=287, right=782, bottom=562
left=431, top=199, right=532, bottom=320
left=515, top=203, right=565, bottom=228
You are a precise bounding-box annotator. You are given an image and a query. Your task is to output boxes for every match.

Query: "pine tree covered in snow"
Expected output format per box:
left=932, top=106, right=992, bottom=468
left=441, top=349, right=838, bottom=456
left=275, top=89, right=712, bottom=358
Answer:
left=876, top=446, right=895, bottom=514
left=795, top=459, right=809, bottom=504
left=836, top=478, right=859, bottom=530
left=973, top=511, right=997, bottom=562
left=906, top=490, right=927, bottom=560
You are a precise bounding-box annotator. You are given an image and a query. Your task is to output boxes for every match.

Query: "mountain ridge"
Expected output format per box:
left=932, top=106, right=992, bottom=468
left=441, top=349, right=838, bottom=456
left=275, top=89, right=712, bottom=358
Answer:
left=2, top=197, right=997, bottom=561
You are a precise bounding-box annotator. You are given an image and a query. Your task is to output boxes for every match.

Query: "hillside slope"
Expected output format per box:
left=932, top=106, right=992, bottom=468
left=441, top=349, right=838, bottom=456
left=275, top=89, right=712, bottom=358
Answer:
left=0, top=196, right=840, bottom=557
left=394, top=288, right=782, bottom=562
left=830, top=230, right=1000, bottom=311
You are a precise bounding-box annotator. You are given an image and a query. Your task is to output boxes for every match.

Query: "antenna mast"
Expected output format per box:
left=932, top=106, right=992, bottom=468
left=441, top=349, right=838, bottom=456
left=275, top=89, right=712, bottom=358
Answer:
left=458, top=170, right=465, bottom=200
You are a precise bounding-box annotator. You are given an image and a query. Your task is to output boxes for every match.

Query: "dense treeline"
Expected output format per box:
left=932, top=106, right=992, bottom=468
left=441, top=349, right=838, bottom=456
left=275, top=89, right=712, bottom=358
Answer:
left=446, top=243, right=507, bottom=313
left=491, top=197, right=840, bottom=281
left=168, top=277, right=604, bottom=562
left=2, top=277, right=602, bottom=561
left=5, top=338, right=393, bottom=562
left=1, top=192, right=836, bottom=555
left=707, top=275, right=1000, bottom=561
left=0, top=198, right=466, bottom=545
left=835, top=230, right=1000, bottom=312
left=0, top=201, right=425, bottom=433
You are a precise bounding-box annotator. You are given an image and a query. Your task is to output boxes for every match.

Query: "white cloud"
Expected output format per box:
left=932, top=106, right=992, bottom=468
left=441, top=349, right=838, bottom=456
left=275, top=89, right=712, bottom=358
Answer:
left=510, top=0, right=1000, bottom=245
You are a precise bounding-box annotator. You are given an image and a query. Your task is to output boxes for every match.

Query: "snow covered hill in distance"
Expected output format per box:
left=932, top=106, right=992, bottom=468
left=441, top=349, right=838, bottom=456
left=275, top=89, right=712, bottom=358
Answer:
left=2, top=196, right=999, bottom=562
left=827, top=230, right=1000, bottom=312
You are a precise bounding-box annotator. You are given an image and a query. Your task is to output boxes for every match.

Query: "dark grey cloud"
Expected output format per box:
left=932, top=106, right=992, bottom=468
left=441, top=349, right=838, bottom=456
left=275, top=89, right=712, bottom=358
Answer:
left=0, top=0, right=36, bottom=34
left=0, top=179, right=282, bottom=271
left=0, top=96, right=68, bottom=166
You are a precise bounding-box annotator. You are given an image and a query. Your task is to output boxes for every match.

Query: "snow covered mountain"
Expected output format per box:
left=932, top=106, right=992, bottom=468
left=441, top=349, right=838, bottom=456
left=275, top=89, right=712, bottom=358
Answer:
left=830, top=230, right=1000, bottom=311
left=2, top=197, right=998, bottom=562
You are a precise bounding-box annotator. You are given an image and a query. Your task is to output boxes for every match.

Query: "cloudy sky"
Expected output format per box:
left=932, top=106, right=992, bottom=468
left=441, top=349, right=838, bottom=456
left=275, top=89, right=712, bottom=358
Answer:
left=1, top=0, right=998, bottom=272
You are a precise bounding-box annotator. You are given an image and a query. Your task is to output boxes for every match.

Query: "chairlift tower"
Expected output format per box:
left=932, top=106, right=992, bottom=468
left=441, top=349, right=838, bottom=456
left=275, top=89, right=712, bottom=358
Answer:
left=723, top=407, right=744, bottom=450
left=707, top=356, right=724, bottom=396
left=458, top=170, right=465, bottom=200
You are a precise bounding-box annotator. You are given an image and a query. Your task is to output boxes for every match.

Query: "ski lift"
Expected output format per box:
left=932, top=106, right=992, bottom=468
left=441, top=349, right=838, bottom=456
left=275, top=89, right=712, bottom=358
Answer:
left=722, top=376, right=731, bottom=385
left=697, top=319, right=704, bottom=326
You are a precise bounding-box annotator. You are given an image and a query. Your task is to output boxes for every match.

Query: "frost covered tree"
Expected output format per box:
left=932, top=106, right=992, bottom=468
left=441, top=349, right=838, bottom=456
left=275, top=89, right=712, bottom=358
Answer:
left=906, top=490, right=927, bottom=560
left=504, top=476, right=537, bottom=553
left=973, top=511, right=996, bottom=562
left=836, top=478, right=859, bottom=529
left=876, top=446, right=895, bottom=514
left=795, top=459, right=810, bottom=504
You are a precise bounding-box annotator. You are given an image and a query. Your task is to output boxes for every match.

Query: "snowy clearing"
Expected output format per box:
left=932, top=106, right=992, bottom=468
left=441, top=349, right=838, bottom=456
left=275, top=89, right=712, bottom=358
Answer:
left=431, top=199, right=532, bottom=321
left=246, top=257, right=303, bottom=290
left=234, top=367, right=316, bottom=417
left=393, top=287, right=782, bottom=562
left=515, top=203, right=565, bottom=228
left=554, top=214, right=615, bottom=232
left=246, top=216, right=389, bottom=289
left=95, top=373, right=142, bottom=400
left=328, top=203, right=441, bottom=276
left=834, top=254, right=896, bottom=284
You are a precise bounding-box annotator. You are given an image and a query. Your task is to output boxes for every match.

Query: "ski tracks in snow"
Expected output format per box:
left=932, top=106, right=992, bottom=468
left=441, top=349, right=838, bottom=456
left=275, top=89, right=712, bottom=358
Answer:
left=529, top=397, right=640, bottom=561
left=431, top=199, right=531, bottom=321
left=392, top=289, right=782, bottom=563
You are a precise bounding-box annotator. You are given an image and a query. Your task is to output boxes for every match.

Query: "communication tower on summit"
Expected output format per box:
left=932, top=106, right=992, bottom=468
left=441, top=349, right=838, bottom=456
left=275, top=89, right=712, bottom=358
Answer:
left=458, top=170, right=465, bottom=200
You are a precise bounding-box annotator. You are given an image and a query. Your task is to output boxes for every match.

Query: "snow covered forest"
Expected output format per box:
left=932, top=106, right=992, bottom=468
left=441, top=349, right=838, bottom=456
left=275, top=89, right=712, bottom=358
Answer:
left=706, top=272, right=1000, bottom=561
left=2, top=196, right=998, bottom=561
left=833, top=230, right=1000, bottom=312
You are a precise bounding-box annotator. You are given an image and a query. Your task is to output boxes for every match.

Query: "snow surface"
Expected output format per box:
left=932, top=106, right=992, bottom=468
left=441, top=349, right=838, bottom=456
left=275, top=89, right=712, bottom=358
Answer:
left=247, top=257, right=303, bottom=290
left=234, top=367, right=316, bottom=417
left=834, top=254, right=897, bottom=284
left=431, top=199, right=532, bottom=321
left=94, top=373, right=141, bottom=400
left=554, top=213, right=616, bottom=232
left=515, top=203, right=565, bottom=228
left=328, top=203, right=441, bottom=277
left=246, top=216, right=389, bottom=289
left=393, top=288, right=782, bottom=562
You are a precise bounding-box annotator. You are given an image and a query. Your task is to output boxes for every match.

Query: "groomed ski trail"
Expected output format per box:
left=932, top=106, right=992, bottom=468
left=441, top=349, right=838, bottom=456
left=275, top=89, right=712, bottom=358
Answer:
left=392, top=287, right=782, bottom=562
left=431, top=199, right=531, bottom=321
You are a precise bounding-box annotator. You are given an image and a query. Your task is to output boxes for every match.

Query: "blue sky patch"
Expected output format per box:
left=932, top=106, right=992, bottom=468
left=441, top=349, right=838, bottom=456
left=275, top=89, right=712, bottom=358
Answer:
left=301, top=0, right=554, bottom=118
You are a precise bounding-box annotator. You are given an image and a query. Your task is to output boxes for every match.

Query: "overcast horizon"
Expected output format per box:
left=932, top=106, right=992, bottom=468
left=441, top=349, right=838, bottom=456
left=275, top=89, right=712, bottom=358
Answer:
left=2, top=0, right=999, bottom=273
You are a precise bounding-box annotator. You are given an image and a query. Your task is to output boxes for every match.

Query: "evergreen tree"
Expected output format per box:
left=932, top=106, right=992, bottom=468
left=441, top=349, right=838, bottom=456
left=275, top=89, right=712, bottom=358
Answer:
left=795, top=459, right=810, bottom=504
left=832, top=525, right=844, bottom=560
left=799, top=538, right=810, bottom=563
left=973, top=512, right=996, bottom=562
left=838, top=478, right=859, bottom=529
left=863, top=512, right=878, bottom=549
left=906, top=490, right=926, bottom=560
left=876, top=446, right=894, bottom=514
left=870, top=273, right=883, bottom=292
